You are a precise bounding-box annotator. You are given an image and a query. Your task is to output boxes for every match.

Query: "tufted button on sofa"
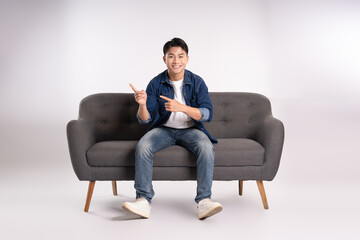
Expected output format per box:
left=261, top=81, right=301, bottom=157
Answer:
left=66, top=92, right=285, bottom=212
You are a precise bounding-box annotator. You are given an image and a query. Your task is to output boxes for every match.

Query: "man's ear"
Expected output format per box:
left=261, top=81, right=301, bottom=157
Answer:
left=163, top=56, right=166, bottom=63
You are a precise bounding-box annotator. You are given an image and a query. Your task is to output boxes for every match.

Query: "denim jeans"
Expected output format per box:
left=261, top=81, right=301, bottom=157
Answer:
left=134, top=126, right=215, bottom=203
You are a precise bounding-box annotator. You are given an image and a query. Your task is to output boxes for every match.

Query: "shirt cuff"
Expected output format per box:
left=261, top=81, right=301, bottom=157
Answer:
left=198, top=108, right=210, bottom=122
left=136, top=112, right=151, bottom=124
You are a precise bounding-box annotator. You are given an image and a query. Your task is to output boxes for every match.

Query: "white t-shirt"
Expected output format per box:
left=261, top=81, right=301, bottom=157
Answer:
left=163, top=79, right=195, bottom=129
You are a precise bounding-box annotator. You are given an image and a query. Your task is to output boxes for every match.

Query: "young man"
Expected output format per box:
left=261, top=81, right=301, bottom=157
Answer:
left=123, top=38, right=222, bottom=220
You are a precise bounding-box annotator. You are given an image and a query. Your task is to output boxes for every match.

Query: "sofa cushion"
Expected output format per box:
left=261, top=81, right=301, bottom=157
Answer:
left=86, top=138, right=264, bottom=167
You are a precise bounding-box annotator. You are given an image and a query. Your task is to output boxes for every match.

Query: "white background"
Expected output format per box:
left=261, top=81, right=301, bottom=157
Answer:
left=1, top=0, right=359, bottom=239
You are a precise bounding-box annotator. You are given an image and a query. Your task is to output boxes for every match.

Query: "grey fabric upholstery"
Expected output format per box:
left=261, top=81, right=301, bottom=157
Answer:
left=67, top=92, right=284, bottom=182
left=86, top=139, right=264, bottom=167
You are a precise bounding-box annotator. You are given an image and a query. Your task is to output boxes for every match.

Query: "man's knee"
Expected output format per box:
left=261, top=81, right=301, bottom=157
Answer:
left=196, top=137, right=214, bottom=156
left=136, top=138, right=153, bottom=157
left=136, top=128, right=162, bottom=156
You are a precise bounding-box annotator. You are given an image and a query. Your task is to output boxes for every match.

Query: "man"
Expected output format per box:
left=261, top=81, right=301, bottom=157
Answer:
left=122, top=38, right=222, bottom=220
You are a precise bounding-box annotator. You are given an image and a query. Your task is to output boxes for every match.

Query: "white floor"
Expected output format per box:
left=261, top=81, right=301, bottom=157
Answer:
left=1, top=165, right=359, bottom=240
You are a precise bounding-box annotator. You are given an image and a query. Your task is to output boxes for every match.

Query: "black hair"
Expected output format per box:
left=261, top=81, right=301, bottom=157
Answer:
left=163, top=38, right=189, bottom=56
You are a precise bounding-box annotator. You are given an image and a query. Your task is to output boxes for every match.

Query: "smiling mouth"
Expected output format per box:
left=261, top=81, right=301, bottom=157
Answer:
left=172, top=65, right=181, bottom=69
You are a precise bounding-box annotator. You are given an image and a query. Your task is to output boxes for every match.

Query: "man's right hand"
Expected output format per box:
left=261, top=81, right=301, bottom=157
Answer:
left=130, top=83, right=147, bottom=106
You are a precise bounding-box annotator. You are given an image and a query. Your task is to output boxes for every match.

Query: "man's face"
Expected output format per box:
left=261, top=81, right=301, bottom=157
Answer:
left=163, top=46, right=189, bottom=77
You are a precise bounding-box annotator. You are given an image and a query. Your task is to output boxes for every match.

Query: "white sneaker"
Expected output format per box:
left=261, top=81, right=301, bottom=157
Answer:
left=122, top=197, right=151, bottom=218
left=197, top=198, right=222, bottom=220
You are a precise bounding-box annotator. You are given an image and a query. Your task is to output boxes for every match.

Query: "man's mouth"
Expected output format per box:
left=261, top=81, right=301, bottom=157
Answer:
left=172, top=65, right=181, bottom=69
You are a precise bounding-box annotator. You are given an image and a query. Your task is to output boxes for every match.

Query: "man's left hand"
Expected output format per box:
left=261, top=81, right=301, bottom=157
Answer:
left=160, top=95, right=184, bottom=112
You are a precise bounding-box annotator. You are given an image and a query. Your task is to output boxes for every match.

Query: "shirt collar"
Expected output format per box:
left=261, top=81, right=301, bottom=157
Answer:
left=161, top=69, right=191, bottom=85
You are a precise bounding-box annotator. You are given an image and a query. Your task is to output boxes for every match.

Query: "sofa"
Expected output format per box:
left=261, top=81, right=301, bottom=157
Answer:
left=66, top=92, right=285, bottom=212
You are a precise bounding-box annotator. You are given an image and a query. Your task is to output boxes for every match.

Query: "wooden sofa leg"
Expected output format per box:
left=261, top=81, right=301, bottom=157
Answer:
left=239, top=180, right=243, bottom=195
left=84, top=181, right=95, bottom=212
left=256, top=180, right=269, bottom=209
left=112, top=181, right=117, bottom=196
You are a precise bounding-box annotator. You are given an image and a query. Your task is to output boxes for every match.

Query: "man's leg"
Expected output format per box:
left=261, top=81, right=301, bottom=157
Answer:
left=176, top=128, right=215, bottom=203
left=176, top=128, right=221, bottom=219
left=134, top=127, right=176, bottom=203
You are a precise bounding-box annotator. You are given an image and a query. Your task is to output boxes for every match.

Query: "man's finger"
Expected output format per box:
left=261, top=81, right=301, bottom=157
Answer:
left=160, top=95, right=172, bottom=101
left=129, top=83, right=138, bottom=93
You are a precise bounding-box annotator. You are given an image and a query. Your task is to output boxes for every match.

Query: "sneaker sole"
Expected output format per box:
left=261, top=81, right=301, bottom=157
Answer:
left=122, top=203, right=150, bottom=219
left=199, top=204, right=223, bottom=220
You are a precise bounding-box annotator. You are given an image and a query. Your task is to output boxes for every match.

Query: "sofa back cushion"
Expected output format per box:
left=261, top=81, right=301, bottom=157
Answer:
left=205, top=92, right=272, bottom=139
left=79, top=93, right=148, bottom=141
left=78, top=92, right=272, bottom=141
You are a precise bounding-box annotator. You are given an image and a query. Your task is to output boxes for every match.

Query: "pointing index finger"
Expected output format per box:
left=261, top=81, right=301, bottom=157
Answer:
left=160, top=95, right=172, bottom=101
left=129, top=83, right=138, bottom=93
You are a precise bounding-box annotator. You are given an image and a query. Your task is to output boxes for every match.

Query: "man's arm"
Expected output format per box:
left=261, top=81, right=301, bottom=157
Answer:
left=129, top=83, right=150, bottom=122
left=183, top=105, right=202, bottom=121
left=194, top=80, right=213, bottom=122
left=137, top=103, right=150, bottom=122
left=160, top=95, right=202, bottom=121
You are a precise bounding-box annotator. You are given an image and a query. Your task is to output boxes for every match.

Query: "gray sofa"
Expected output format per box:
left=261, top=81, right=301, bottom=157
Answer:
left=66, top=92, right=285, bottom=212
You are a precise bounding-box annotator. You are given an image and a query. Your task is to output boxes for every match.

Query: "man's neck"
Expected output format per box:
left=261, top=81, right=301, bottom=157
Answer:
left=168, top=71, right=185, bottom=81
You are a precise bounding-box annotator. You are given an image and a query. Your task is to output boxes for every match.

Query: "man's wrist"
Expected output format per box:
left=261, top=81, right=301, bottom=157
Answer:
left=180, top=104, right=188, bottom=113
left=183, top=105, right=202, bottom=121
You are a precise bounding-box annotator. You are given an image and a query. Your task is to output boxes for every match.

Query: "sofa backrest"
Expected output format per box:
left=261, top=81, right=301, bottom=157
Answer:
left=78, top=92, right=272, bottom=141
left=205, top=92, right=272, bottom=139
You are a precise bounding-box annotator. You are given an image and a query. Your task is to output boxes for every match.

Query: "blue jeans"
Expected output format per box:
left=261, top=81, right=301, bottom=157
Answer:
left=134, top=126, right=215, bottom=203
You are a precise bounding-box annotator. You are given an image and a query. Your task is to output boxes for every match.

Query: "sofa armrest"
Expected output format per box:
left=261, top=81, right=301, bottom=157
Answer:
left=253, top=115, right=285, bottom=180
left=66, top=119, right=97, bottom=180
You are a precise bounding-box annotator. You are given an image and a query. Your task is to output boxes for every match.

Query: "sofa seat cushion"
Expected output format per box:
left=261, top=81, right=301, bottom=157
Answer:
left=86, top=138, right=264, bottom=167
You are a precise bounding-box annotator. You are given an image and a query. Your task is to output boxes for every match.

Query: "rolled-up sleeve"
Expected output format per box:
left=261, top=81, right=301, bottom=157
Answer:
left=136, top=112, right=151, bottom=124
left=195, top=79, right=213, bottom=122
left=198, top=107, right=210, bottom=122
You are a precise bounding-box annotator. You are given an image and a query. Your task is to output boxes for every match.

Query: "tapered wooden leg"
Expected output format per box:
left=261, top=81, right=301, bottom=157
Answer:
left=256, top=180, right=269, bottom=209
left=112, top=181, right=117, bottom=196
left=239, top=180, right=243, bottom=195
left=84, top=181, right=95, bottom=212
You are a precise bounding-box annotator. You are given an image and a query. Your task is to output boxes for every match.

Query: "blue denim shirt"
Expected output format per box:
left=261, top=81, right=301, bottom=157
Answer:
left=136, top=69, right=218, bottom=143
